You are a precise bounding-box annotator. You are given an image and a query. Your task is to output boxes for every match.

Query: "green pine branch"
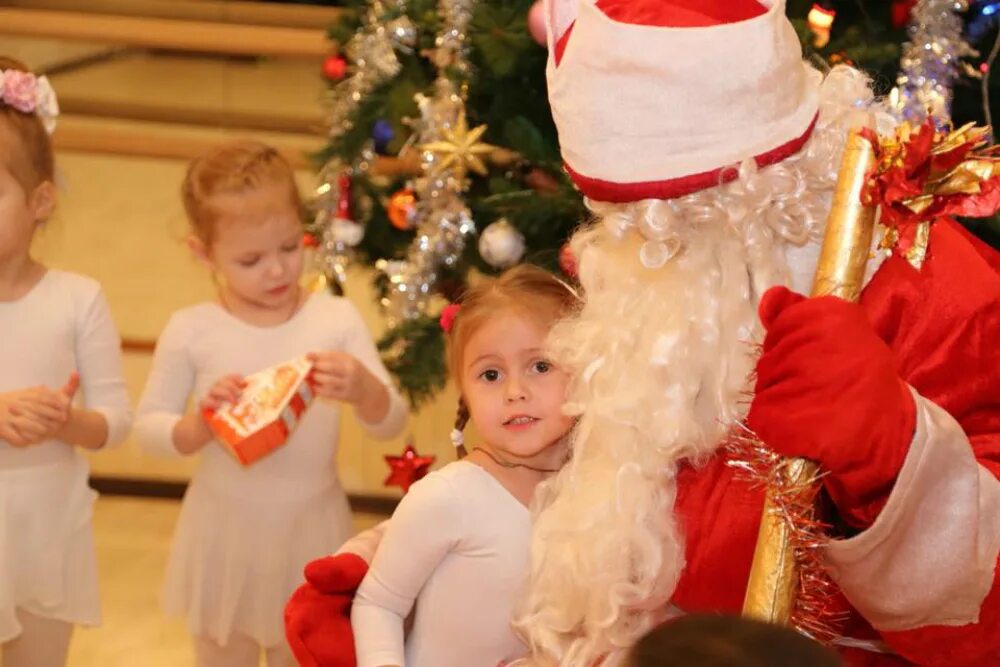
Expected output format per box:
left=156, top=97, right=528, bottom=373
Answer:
left=377, top=315, right=447, bottom=408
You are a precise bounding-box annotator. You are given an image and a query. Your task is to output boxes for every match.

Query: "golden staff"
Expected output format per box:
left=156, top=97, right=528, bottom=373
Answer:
left=742, top=126, right=879, bottom=624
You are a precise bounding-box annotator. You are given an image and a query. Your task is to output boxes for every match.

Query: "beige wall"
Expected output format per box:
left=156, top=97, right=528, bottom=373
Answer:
left=33, top=151, right=464, bottom=496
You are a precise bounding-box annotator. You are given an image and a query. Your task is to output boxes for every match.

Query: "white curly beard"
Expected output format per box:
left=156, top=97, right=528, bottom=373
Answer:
left=512, top=65, right=881, bottom=667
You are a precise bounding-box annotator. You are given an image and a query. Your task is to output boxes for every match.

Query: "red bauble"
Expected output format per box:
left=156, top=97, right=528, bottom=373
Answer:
left=559, top=242, right=577, bottom=279
left=524, top=167, right=561, bottom=194
left=527, top=0, right=547, bottom=47
left=384, top=443, right=435, bottom=493
left=388, top=188, right=418, bottom=230
left=303, top=232, right=320, bottom=248
left=891, top=0, right=916, bottom=29
left=322, top=55, right=348, bottom=81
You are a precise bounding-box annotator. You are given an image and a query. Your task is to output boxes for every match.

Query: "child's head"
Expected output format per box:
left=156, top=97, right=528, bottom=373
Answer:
left=182, top=140, right=305, bottom=309
left=444, top=264, right=579, bottom=460
left=0, top=57, right=58, bottom=258
left=627, top=615, right=841, bottom=667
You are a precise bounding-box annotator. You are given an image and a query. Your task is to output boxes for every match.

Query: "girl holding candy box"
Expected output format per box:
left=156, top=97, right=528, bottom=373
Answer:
left=134, top=140, right=407, bottom=667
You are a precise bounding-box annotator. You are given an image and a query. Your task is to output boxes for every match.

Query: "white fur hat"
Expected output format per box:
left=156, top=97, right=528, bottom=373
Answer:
left=545, top=0, right=822, bottom=203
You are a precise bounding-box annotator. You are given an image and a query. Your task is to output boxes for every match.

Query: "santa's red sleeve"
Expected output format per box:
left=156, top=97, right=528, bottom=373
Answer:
left=822, top=220, right=1000, bottom=666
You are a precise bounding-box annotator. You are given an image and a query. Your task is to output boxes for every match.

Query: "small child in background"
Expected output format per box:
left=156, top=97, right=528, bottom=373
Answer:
left=627, top=614, right=842, bottom=667
left=134, top=140, right=406, bottom=666
left=351, top=264, right=580, bottom=667
left=0, top=56, right=132, bottom=667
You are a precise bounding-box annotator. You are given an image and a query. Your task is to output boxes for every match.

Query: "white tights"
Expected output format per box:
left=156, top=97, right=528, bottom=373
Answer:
left=194, top=633, right=293, bottom=667
left=1, top=609, right=73, bottom=667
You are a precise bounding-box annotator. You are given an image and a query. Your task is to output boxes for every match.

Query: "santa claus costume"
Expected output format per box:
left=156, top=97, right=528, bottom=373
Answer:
left=284, top=1, right=1000, bottom=666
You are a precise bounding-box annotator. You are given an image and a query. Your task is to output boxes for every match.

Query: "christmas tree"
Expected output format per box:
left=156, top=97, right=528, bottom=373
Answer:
left=312, top=0, right=1000, bottom=405
left=309, top=0, right=583, bottom=407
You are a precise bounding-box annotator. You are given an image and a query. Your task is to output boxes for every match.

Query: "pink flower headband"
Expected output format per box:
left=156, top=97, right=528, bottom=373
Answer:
left=0, top=70, right=59, bottom=134
left=439, top=303, right=461, bottom=333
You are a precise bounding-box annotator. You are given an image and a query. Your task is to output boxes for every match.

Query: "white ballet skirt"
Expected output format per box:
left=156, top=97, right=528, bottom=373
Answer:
left=135, top=294, right=407, bottom=648
left=0, top=455, right=100, bottom=642
left=162, top=468, right=353, bottom=647
left=0, top=270, right=131, bottom=642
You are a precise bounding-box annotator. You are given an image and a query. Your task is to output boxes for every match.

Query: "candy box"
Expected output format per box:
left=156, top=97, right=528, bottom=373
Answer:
left=203, top=356, right=314, bottom=466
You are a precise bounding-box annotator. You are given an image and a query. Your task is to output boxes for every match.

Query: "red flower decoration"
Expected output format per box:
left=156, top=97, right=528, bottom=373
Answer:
left=439, top=303, right=461, bottom=333
left=384, top=443, right=435, bottom=493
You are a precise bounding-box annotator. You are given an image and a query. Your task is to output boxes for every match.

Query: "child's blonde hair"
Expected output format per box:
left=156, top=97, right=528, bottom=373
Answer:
left=181, top=140, right=303, bottom=246
left=444, top=264, right=580, bottom=450
left=0, top=56, right=54, bottom=193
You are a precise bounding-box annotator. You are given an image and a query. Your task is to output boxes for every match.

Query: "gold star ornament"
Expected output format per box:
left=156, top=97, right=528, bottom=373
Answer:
left=419, top=110, right=499, bottom=183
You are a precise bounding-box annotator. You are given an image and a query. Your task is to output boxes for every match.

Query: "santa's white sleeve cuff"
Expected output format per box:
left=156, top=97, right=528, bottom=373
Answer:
left=822, top=388, right=1000, bottom=631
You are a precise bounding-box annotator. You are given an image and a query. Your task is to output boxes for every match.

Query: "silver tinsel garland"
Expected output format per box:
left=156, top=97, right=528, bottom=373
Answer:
left=311, top=0, right=416, bottom=293
left=893, top=0, right=977, bottom=124
left=379, top=0, right=480, bottom=325
left=326, top=0, right=415, bottom=146
left=314, top=0, right=483, bottom=326
left=378, top=74, right=477, bottom=324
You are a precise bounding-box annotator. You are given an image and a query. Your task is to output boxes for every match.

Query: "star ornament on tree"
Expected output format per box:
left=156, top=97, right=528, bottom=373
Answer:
left=384, top=442, right=436, bottom=493
left=420, top=110, right=499, bottom=185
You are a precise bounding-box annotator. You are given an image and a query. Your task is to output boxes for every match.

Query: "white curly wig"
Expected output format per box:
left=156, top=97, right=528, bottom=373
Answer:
left=512, top=65, right=884, bottom=666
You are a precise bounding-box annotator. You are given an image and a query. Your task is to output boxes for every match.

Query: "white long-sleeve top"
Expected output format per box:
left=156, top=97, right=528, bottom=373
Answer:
left=0, top=270, right=131, bottom=468
left=352, top=461, right=531, bottom=667
left=133, top=292, right=407, bottom=499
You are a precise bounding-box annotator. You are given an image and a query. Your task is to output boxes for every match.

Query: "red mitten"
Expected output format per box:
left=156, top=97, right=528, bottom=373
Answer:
left=284, top=553, right=369, bottom=667
left=747, top=286, right=917, bottom=527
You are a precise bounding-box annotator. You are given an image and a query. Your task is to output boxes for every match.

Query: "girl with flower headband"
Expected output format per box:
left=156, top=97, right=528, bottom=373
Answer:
left=0, top=57, right=131, bottom=666
left=348, top=264, right=579, bottom=667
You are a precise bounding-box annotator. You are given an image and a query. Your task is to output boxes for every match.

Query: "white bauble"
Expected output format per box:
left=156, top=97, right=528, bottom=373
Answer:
left=478, top=218, right=526, bottom=269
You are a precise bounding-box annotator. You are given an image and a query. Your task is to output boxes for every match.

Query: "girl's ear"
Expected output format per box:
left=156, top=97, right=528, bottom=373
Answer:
left=186, top=234, right=213, bottom=270
left=30, top=180, right=57, bottom=222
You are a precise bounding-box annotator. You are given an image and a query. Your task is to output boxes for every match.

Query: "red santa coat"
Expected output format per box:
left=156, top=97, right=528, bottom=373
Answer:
left=284, top=220, right=999, bottom=667
left=672, top=219, right=1000, bottom=666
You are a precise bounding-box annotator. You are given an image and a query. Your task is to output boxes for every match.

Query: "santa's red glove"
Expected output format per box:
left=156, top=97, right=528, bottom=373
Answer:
left=284, top=553, right=368, bottom=667
left=746, top=286, right=917, bottom=528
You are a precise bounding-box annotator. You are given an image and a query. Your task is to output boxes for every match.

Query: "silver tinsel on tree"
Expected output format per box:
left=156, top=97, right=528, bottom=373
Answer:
left=893, top=0, right=977, bottom=124
left=325, top=0, right=415, bottom=146
left=314, top=0, right=491, bottom=326
left=378, top=88, right=478, bottom=322
left=311, top=0, right=416, bottom=293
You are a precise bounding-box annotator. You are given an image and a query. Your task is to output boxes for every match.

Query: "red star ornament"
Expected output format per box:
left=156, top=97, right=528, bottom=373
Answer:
left=383, top=443, right=435, bottom=493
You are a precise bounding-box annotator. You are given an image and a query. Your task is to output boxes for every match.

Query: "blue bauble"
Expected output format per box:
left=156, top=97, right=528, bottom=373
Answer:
left=373, top=120, right=395, bottom=154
